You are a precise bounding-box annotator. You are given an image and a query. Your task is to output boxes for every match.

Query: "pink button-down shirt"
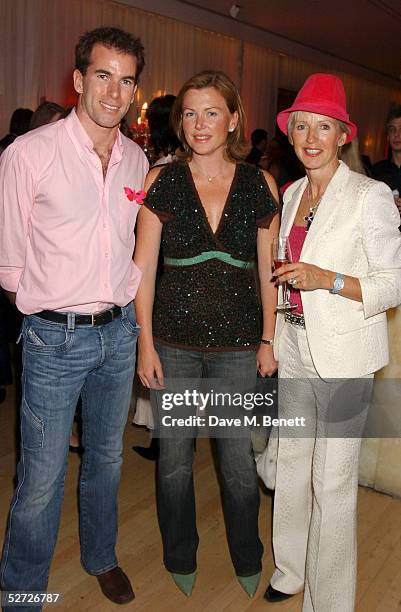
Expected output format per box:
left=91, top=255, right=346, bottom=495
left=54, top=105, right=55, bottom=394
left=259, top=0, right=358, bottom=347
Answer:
left=0, top=109, right=148, bottom=314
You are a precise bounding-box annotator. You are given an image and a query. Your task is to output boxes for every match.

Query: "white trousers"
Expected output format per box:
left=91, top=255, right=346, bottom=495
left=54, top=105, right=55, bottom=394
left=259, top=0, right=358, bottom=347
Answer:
left=271, top=322, right=373, bottom=612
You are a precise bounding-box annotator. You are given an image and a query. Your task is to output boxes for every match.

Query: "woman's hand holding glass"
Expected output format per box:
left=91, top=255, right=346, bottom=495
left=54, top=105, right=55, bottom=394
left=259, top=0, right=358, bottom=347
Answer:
left=273, top=261, right=335, bottom=291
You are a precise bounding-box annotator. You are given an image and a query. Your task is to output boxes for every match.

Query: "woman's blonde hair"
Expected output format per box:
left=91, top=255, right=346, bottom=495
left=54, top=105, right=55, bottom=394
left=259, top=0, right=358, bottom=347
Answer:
left=340, top=138, right=366, bottom=175
left=170, top=70, right=247, bottom=161
left=286, top=110, right=350, bottom=145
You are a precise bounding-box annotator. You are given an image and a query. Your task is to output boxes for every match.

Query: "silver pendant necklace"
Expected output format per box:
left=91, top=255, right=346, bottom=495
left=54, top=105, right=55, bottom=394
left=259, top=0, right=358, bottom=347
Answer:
left=303, top=183, right=323, bottom=232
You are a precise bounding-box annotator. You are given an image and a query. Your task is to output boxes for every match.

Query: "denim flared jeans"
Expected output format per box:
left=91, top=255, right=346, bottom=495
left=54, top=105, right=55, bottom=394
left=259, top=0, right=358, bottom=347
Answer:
left=154, top=343, right=263, bottom=577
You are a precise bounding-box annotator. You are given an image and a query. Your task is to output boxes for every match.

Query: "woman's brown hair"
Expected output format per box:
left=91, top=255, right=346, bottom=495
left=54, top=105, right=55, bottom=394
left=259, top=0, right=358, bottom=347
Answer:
left=170, top=70, right=247, bottom=161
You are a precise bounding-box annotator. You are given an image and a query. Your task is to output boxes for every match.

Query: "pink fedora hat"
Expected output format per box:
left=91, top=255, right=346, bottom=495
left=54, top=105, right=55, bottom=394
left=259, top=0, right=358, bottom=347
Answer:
left=277, top=73, right=357, bottom=143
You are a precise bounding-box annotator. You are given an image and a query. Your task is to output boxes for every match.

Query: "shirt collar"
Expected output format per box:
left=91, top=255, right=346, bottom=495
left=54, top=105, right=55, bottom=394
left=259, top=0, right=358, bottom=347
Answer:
left=64, top=107, right=124, bottom=162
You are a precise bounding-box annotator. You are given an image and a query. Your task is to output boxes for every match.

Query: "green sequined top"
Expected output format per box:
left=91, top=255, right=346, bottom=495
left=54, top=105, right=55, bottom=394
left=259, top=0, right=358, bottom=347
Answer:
left=145, top=161, right=277, bottom=351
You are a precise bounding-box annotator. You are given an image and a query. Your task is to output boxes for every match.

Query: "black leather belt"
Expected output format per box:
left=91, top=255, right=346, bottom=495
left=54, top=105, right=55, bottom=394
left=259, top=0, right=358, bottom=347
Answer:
left=34, top=306, right=122, bottom=327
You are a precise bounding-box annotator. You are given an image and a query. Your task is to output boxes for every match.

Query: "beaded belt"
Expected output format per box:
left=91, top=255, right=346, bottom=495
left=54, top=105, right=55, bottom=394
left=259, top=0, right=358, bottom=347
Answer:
left=284, top=311, right=305, bottom=328
left=164, top=251, right=255, bottom=269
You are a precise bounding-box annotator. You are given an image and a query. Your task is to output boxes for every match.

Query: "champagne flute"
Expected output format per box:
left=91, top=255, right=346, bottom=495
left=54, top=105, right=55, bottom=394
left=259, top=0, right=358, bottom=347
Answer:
left=272, top=236, right=297, bottom=312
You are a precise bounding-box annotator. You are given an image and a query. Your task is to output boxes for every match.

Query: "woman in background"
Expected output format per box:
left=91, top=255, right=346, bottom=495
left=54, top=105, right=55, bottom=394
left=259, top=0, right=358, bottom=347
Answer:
left=147, top=94, right=180, bottom=166
left=29, top=101, right=64, bottom=130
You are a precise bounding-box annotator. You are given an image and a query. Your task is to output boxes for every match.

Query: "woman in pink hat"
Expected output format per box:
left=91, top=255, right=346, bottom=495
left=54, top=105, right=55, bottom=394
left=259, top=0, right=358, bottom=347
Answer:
left=265, top=73, right=401, bottom=610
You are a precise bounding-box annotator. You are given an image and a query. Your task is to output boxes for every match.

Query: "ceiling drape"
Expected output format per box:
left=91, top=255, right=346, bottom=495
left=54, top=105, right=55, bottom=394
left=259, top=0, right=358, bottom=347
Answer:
left=1, top=0, right=401, bottom=161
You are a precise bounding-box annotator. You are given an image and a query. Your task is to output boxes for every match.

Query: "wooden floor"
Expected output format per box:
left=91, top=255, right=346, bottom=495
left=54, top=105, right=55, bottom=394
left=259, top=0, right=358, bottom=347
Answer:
left=1, top=382, right=401, bottom=612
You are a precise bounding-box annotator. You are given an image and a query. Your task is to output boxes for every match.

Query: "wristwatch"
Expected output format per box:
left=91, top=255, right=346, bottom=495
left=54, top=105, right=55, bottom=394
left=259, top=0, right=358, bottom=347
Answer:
left=329, top=272, right=345, bottom=294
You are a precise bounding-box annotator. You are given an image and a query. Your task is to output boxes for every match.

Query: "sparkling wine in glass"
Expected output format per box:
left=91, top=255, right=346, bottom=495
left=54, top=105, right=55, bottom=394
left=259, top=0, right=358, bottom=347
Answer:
left=273, top=236, right=297, bottom=312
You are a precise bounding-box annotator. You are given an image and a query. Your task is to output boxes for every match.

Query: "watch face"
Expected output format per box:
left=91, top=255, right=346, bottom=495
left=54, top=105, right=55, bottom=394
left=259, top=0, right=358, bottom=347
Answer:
left=332, top=273, right=344, bottom=293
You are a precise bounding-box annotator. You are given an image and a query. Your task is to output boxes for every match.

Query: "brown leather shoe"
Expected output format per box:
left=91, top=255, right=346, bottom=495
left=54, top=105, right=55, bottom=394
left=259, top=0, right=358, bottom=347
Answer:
left=96, top=566, right=135, bottom=604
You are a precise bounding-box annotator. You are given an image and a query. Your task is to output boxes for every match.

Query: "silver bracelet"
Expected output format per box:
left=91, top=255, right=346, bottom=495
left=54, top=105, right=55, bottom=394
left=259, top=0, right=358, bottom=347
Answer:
left=260, top=338, right=274, bottom=345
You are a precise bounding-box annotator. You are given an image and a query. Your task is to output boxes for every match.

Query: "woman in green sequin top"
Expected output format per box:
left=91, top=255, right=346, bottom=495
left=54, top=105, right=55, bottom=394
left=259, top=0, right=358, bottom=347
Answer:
left=134, top=71, right=279, bottom=597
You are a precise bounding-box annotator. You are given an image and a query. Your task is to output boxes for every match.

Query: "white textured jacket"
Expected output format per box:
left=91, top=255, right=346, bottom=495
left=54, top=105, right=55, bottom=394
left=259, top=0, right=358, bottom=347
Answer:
left=274, top=161, right=401, bottom=378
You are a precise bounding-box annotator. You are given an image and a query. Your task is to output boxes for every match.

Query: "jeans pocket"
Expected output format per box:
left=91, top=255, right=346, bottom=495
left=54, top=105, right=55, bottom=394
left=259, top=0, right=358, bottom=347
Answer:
left=24, top=317, right=74, bottom=353
left=121, top=303, right=141, bottom=336
left=21, top=398, right=44, bottom=450
left=27, top=327, right=46, bottom=346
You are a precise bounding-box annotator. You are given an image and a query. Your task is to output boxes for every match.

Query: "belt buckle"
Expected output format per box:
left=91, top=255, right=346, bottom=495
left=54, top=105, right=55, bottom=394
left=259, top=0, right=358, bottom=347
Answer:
left=91, top=308, right=114, bottom=327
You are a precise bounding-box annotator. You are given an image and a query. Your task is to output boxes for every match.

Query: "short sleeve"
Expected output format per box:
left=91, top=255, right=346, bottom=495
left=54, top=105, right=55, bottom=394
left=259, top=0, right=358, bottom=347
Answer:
left=255, top=169, right=278, bottom=228
left=143, top=163, right=175, bottom=223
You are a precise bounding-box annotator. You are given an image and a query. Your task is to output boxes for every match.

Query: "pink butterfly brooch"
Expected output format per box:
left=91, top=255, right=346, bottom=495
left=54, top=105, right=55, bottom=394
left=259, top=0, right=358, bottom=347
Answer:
left=124, top=187, right=146, bottom=204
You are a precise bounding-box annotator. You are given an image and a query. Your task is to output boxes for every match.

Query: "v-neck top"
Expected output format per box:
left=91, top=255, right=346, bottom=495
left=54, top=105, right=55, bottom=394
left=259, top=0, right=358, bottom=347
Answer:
left=144, top=160, right=277, bottom=350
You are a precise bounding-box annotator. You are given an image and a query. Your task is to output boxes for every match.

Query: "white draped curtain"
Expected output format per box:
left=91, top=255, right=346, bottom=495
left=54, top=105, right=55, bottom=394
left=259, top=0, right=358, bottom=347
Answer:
left=241, top=43, right=280, bottom=137
left=337, top=74, right=401, bottom=163
left=0, top=0, right=241, bottom=132
left=1, top=0, right=401, bottom=162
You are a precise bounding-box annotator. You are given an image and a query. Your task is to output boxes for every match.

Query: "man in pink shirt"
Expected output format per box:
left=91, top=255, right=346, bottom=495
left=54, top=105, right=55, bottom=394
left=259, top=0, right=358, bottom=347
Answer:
left=0, top=28, right=148, bottom=609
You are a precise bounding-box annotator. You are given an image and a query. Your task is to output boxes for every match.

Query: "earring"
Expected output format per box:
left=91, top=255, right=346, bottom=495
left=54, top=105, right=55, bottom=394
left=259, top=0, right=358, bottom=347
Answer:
left=228, top=127, right=234, bottom=132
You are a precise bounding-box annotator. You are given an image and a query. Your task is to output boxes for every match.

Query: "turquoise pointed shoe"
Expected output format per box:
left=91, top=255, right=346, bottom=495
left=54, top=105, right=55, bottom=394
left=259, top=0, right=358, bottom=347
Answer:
left=237, top=572, right=261, bottom=597
left=171, top=571, right=197, bottom=596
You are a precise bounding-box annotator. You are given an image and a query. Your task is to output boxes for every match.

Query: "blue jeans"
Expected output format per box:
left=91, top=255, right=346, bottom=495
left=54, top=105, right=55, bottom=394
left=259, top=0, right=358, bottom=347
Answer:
left=154, top=343, right=263, bottom=577
left=0, top=304, right=139, bottom=611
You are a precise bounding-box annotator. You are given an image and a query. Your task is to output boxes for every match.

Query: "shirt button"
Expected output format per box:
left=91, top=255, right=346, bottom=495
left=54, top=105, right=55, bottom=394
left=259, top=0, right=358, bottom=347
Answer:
left=103, top=223, right=107, bottom=229
left=105, top=252, right=109, bottom=258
